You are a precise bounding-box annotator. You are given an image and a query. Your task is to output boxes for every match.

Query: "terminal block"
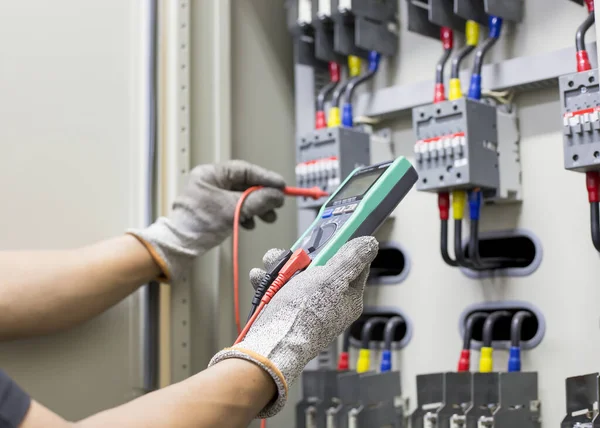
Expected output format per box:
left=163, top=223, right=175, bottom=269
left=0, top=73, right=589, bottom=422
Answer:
left=464, top=372, right=540, bottom=428
left=560, top=68, right=600, bottom=172
left=413, top=98, right=522, bottom=202
left=437, top=372, right=471, bottom=428
left=411, top=373, right=444, bottom=428
left=561, top=372, right=600, bottom=428
left=296, top=126, right=370, bottom=209
left=296, top=370, right=340, bottom=428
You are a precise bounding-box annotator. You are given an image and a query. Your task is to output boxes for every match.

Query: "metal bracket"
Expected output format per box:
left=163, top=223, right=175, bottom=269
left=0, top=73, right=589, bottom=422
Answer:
left=484, top=0, right=524, bottom=22
left=430, top=0, right=466, bottom=31
left=407, top=0, right=441, bottom=39
left=561, top=373, right=600, bottom=428
left=437, top=372, right=472, bottom=428
left=412, top=373, right=445, bottom=428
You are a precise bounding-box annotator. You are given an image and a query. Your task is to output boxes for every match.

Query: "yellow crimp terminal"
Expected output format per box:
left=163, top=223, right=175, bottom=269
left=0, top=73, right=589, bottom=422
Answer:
left=479, top=346, right=493, bottom=373
left=465, top=20, right=480, bottom=46
left=451, top=190, right=467, bottom=220
left=356, top=349, right=371, bottom=373
left=327, top=106, right=341, bottom=127
left=348, top=55, right=362, bottom=77
left=448, top=78, right=463, bottom=101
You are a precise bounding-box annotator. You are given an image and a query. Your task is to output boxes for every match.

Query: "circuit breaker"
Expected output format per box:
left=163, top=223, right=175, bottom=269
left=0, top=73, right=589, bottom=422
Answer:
left=296, top=126, right=370, bottom=209
left=412, top=98, right=521, bottom=201
left=560, top=68, right=600, bottom=172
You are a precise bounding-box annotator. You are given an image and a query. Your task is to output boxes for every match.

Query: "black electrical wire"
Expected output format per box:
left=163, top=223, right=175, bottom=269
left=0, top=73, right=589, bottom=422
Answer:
left=510, top=311, right=531, bottom=348
left=469, top=219, right=484, bottom=268
left=591, top=202, right=600, bottom=252
left=331, top=81, right=350, bottom=108
left=383, top=317, right=405, bottom=351
left=463, top=312, right=488, bottom=350
left=316, top=80, right=339, bottom=112
left=436, top=49, right=453, bottom=85
left=342, top=328, right=351, bottom=353
left=576, top=11, right=596, bottom=53
left=441, top=219, right=458, bottom=267
left=482, top=311, right=511, bottom=347
left=454, top=219, right=473, bottom=268
left=361, top=317, right=388, bottom=349
left=343, top=71, right=377, bottom=105
left=451, top=45, right=476, bottom=79
left=471, top=37, right=499, bottom=78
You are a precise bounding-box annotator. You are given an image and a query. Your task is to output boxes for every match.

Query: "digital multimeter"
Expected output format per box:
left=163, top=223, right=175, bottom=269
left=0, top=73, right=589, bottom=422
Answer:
left=292, top=156, right=418, bottom=267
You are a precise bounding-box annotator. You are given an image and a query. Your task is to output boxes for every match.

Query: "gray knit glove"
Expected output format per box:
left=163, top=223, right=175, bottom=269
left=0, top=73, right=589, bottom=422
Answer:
left=208, top=236, right=379, bottom=418
left=128, top=160, right=285, bottom=283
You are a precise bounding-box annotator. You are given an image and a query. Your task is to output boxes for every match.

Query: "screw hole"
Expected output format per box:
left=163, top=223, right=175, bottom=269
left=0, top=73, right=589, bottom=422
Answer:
left=446, top=165, right=452, bottom=172
left=590, top=76, right=596, bottom=83
left=568, top=81, right=574, bottom=87
left=595, top=151, right=599, bottom=158
left=439, top=175, right=444, bottom=181
left=182, top=364, right=187, bottom=369
left=422, top=178, right=428, bottom=184
left=436, top=109, right=441, bottom=114
left=453, top=105, right=458, bottom=111
left=420, top=112, right=425, bottom=118
left=456, top=172, right=462, bottom=178
left=573, top=154, right=579, bottom=161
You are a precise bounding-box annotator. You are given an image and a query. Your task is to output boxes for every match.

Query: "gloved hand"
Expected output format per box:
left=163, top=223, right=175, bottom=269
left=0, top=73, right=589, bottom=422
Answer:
left=208, top=236, right=379, bottom=418
left=128, top=160, right=285, bottom=283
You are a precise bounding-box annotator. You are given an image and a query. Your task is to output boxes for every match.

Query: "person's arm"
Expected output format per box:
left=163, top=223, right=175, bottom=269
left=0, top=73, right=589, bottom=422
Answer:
left=17, top=359, right=275, bottom=428
left=0, top=236, right=158, bottom=341
left=0, top=160, right=285, bottom=341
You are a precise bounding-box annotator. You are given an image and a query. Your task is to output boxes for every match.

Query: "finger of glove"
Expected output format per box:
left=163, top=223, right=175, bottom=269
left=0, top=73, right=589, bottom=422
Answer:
left=249, top=268, right=267, bottom=290
left=240, top=217, right=256, bottom=230
left=218, top=160, right=286, bottom=191
left=241, top=188, right=285, bottom=219
left=323, top=236, right=379, bottom=285
left=258, top=210, right=277, bottom=224
left=262, top=248, right=289, bottom=271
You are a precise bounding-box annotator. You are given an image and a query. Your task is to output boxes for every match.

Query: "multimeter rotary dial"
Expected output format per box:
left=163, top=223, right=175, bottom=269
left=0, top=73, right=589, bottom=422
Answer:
left=303, top=222, right=338, bottom=253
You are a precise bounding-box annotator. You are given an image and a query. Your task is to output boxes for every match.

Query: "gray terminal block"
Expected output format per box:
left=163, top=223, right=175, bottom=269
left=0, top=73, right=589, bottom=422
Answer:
left=413, top=98, right=499, bottom=194
left=296, top=126, right=371, bottom=209
left=559, top=68, right=600, bottom=172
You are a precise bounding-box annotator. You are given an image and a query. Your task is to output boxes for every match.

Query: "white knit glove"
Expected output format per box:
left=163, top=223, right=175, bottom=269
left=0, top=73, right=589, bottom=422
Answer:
left=208, top=236, right=379, bottom=418
left=128, top=160, right=285, bottom=283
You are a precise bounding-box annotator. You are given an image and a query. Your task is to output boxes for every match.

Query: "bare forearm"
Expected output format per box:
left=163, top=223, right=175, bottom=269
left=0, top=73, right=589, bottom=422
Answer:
left=75, top=359, right=275, bottom=428
left=0, top=235, right=160, bottom=340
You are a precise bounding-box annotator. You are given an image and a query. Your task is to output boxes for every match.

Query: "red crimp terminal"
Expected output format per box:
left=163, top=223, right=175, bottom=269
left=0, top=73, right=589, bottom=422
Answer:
left=315, top=110, right=327, bottom=129
left=577, top=50, right=592, bottom=73
left=586, top=171, right=600, bottom=203
left=586, top=0, right=594, bottom=12
left=457, top=349, right=470, bottom=372
left=441, top=27, right=453, bottom=50
left=438, top=192, right=450, bottom=220
left=337, top=352, right=349, bottom=371
left=329, top=62, right=341, bottom=83
left=434, top=83, right=446, bottom=103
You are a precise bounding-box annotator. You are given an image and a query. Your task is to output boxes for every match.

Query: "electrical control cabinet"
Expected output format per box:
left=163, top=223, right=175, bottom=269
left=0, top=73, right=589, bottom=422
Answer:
left=296, top=126, right=370, bottom=209
left=412, top=99, right=522, bottom=202
left=560, top=68, right=600, bottom=172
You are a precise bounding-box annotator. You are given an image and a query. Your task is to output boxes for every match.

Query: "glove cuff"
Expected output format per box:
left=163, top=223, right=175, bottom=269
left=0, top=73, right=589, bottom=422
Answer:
left=126, top=232, right=171, bottom=282
left=208, top=347, right=289, bottom=418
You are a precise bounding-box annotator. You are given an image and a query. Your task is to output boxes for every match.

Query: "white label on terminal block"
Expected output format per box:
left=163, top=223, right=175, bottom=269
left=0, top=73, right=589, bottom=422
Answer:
left=319, top=0, right=332, bottom=16
left=298, top=0, right=312, bottom=24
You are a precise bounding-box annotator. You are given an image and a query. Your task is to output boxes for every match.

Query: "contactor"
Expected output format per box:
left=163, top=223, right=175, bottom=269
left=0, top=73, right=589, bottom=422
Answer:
left=412, top=98, right=521, bottom=202
left=296, top=126, right=371, bottom=209
left=560, top=68, right=600, bottom=172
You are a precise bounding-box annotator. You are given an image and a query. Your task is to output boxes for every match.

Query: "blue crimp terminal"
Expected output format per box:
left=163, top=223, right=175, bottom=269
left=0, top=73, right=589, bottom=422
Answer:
left=468, top=74, right=482, bottom=101
left=489, top=16, right=503, bottom=39
left=468, top=190, right=482, bottom=220
left=368, top=51, right=381, bottom=73
left=508, top=346, right=521, bottom=372
left=380, top=350, right=392, bottom=373
left=342, top=103, right=353, bottom=127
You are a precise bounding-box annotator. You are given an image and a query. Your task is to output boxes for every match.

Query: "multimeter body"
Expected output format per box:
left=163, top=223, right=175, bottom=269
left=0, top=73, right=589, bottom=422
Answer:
left=293, top=156, right=418, bottom=267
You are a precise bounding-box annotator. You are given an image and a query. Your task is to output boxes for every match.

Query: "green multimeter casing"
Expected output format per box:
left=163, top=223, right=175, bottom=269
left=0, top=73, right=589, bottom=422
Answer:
left=292, top=156, right=418, bottom=267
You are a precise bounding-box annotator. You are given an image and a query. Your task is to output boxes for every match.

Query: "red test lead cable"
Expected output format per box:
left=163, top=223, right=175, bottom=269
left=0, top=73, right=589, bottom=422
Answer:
left=232, top=185, right=328, bottom=334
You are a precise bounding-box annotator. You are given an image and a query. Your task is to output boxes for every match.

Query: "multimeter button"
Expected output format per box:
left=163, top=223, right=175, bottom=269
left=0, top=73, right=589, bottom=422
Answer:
left=322, top=209, right=333, bottom=218
left=344, top=203, right=358, bottom=213
left=332, top=206, right=345, bottom=215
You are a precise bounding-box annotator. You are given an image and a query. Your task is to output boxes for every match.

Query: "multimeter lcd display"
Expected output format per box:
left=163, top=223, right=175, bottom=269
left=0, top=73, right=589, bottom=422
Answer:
left=331, top=167, right=387, bottom=202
